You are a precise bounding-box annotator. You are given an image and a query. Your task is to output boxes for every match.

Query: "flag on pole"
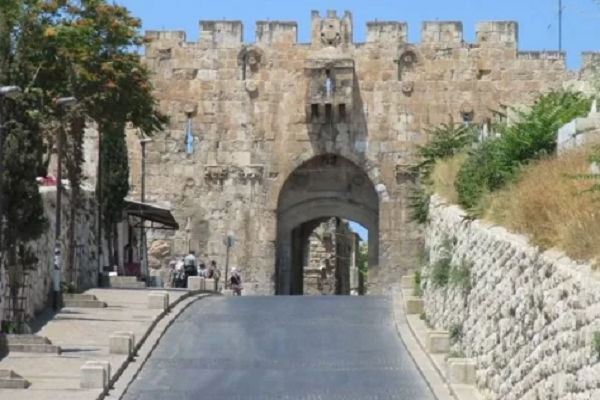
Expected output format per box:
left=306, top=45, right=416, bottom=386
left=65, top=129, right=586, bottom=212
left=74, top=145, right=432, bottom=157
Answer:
left=185, top=116, right=194, bottom=154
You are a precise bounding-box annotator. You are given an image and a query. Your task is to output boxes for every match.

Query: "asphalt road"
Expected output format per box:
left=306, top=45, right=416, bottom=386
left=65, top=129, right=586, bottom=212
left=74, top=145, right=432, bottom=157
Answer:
left=122, top=296, right=435, bottom=400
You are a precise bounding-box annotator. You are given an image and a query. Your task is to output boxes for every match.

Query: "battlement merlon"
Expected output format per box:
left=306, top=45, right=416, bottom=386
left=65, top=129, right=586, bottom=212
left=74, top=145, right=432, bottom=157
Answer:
left=476, top=21, right=518, bottom=49
left=311, top=10, right=353, bottom=46
left=256, top=21, right=298, bottom=45
left=199, top=20, right=243, bottom=48
left=420, top=21, right=463, bottom=45
left=582, top=51, right=600, bottom=67
left=144, top=30, right=186, bottom=45
left=365, top=22, right=407, bottom=44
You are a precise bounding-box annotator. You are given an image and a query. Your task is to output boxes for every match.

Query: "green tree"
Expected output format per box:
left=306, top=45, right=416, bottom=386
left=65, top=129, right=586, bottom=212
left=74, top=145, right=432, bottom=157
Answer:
left=42, top=0, right=168, bottom=272
left=0, top=0, right=50, bottom=332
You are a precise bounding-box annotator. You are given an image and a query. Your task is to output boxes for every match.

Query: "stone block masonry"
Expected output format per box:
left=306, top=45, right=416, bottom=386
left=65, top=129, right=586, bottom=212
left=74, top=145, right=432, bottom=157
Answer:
left=422, top=195, right=600, bottom=400
left=82, top=9, right=598, bottom=296
left=0, top=186, right=98, bottom=324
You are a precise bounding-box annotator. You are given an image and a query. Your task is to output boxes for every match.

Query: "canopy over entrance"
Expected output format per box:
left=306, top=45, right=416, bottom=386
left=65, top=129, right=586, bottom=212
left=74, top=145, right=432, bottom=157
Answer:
left=124, top=199, right=179, bottom=230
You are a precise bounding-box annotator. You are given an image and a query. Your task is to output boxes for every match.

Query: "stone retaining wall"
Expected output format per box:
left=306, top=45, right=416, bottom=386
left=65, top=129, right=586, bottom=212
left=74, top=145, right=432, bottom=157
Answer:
left=422, top=195, right=600, bottom=400
left=0, top=187, right=98, bottom=325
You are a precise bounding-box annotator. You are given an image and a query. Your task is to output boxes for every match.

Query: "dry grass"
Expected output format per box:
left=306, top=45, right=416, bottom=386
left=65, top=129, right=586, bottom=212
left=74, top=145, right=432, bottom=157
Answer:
left=431, top=153, right=468, bottom=204
left=482, top=148, right=600, bottom=263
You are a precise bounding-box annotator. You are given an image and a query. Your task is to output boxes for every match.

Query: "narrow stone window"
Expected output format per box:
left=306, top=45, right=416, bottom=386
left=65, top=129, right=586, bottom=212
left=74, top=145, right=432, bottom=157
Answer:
left=325, top=69, right=332, bottom=96
left=325, top=104, right=332, bottom=123
left=311, top=104, right=319, bottom=122
left=338, top=104, right=346, bottom=122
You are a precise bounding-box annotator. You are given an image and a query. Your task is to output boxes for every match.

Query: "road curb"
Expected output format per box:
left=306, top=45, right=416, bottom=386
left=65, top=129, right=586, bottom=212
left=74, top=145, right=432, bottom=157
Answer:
left=392, top=293, right=455, bottom=400
left=101, top=292, right=211, bottom=400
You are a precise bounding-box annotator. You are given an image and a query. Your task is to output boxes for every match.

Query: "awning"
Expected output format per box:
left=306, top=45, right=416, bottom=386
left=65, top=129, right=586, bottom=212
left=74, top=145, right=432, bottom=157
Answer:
left=123, top=199, right=179, bottom=230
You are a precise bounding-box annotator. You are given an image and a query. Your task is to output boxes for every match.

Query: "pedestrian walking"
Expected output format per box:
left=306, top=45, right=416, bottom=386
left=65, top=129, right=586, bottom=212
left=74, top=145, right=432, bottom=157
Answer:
left=230, top=267, right=242, bottom=296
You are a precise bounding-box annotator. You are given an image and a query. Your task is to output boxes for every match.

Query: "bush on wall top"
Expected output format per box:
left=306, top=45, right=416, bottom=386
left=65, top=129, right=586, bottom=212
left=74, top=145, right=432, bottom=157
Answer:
left=455, top=91, right=591, bottom=211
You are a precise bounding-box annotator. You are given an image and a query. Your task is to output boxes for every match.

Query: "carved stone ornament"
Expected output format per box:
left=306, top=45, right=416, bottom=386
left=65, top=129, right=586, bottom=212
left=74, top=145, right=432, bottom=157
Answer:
left=395, top=164, right=417, bottom=184
left=230, top=165, right=264, bottom=180
left=244, top=165, right=264, bottom=180
left=241, top=45, right=265, bottom=72
left=246, top=47, right=262, bottom=65
left=183, top=103, right=197, bottom=116
left=459, top=101, right=474, bottom=114
left=402, top=82, right=414, bottom=94
left=398, top=48, right=418, bottom=68
left=245, top=80, right=258, bottom=93
left=204, top=166, right=228, bottom=180
left=320, top=19, right=342, bottom=47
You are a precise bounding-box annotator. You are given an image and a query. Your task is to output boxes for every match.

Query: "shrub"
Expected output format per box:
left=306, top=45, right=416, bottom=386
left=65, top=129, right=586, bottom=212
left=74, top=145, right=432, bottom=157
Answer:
left=455, top=92, right=591, bottom=211
left=416, top=122, right=478, bottom=184
left=448, top=322, right=464, bottom=344
left=431, top=153, right=468, bottom=203
left=409, top=121, right=478, bottom=223
left=450, top=260, right=473, bottom=295
left=408, top=184, right=431, bottom=224
left=430, top=256, right=451, bottom=288
left=413, top=269, right=422, bottom=296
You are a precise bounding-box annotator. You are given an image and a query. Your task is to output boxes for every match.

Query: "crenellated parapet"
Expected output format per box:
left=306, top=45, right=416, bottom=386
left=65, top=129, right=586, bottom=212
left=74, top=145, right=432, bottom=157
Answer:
left=143, top=12, right=599, bottom=69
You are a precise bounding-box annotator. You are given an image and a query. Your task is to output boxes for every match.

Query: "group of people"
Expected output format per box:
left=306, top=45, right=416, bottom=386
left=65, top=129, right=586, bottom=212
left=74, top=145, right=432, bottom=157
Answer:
left=170, top=250, right=243, bottom=295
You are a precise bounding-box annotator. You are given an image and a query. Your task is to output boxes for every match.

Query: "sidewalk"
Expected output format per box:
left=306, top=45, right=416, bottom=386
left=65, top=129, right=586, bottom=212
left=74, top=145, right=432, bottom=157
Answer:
left=0, top=288, right=203, bottom=400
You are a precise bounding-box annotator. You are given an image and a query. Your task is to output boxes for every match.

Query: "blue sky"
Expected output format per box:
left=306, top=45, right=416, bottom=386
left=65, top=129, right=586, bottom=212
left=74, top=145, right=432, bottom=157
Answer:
left=118, top=0, right=600, bottom=241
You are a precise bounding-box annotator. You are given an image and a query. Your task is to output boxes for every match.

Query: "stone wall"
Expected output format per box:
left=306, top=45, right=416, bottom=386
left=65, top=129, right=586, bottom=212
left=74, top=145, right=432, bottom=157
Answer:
left=557, top=102, right=600, bottom=154
left=421, top=195, right=600, bottom=400
left=0, top=187, right=98, bottom=325
left=79, top=10, right=597, bottom=295
left=303, top=218, right=357, bottom=295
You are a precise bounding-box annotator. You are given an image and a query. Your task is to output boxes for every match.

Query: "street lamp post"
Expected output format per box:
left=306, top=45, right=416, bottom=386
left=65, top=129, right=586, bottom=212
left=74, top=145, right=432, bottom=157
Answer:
left=0, top=86, right=23, bottom=268
left=140, top=137, right=152, bottom=284
left=52, top=96, right=77, bottom=311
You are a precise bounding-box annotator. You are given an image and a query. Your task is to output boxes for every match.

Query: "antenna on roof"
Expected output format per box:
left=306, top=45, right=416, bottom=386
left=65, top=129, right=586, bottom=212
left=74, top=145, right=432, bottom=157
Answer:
left=558, top=0, right=564, bottom=51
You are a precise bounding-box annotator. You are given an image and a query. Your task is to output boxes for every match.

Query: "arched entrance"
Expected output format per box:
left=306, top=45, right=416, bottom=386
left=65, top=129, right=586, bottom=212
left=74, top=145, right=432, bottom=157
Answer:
left=276, top=154, right=379, bottom=295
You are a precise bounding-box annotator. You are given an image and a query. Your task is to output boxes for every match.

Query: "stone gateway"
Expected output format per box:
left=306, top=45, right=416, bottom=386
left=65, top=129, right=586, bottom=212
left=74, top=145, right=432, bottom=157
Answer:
left=120, top=10, right=594, bottom=295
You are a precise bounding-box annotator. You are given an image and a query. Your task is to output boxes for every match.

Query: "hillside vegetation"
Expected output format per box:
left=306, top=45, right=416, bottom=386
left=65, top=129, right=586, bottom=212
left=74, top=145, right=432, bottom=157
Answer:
left=411, top=91, right=600, bottom=263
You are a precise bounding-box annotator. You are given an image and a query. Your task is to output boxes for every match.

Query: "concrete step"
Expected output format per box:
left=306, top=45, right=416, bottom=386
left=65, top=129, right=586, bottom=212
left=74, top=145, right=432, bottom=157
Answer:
left=8, top=343, right=61, bottom=354
left=63, top=299, right=107, bottom=308
left=0, top=369, right=17, bottom=378
left=0, top=378, right=30, bottom=389
left=63, top=293, right=97, bottom=301
left=6, top=334, right=51, bottom=345
left=102, top=275, right=147, bottom=289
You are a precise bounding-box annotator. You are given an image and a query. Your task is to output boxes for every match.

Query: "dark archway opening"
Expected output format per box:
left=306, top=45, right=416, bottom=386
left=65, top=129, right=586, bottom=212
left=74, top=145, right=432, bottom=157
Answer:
left=288, top=217, right=366, bottom=295
left=276, top=154, right=379, bottom=295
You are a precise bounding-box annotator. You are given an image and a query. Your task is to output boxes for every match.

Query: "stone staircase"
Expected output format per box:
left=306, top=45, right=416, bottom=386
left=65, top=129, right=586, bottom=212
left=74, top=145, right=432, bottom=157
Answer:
left=101, top=275, right=147, bottom=289
left=63, top=293, right=107, bottom=308
left=5, top=334, right=61, bottom=354
left=0, top=369, right=30, bottom=389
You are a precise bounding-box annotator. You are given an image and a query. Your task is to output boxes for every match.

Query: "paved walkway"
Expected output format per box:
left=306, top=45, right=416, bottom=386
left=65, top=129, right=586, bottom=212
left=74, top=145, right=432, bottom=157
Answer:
left=0, top=288, right=191, bottom=400
left=122, top=296, right=435, bottom=400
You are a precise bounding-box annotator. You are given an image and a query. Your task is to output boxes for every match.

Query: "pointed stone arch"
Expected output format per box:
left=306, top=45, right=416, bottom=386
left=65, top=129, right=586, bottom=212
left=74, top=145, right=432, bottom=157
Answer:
left=275, top=153, right=380, bottom=295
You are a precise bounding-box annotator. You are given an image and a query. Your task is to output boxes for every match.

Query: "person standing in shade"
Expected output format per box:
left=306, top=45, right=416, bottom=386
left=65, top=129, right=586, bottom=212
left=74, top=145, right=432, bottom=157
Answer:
left=52, top=248, right=61, bottom=310
left=183, top=250, right=197, bottom=288
left=198, top=262, right=207, bottom=278
left=208, top=260, right=220, bottom=280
